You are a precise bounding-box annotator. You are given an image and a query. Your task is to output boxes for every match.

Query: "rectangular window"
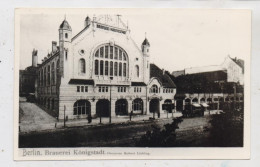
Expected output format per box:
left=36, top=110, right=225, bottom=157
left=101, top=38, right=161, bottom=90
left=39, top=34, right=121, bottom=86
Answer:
left=139, top=87, right=141, bottom=92
left=95, top=60, right=99, bottom=75
left=124, top=87, right=126, bottom=92
left=119, top=63, right=122, bottom=76
left=110, top=61, right=113, bottom=76
left=85, top=86, right=88, bottom=92
left=106, top=87, right=108, bottom=92
left=99, top=86, right=101, bottom=92
left=134, top=87, right=136, bottom=92
left=102, top=87, right=105, bottom=92
left=123, top=63, right=126, bottom=77
left=77, top=86, right=80, bottom=92
left=81, top=86, right=84, bottom=92
left=118, top=87, right=120, bottom=92
left=114, top=62, right=118, bottom=76
left=105, top=61, right=108, bottom=75
left=100, top=60, right=104, bottom=75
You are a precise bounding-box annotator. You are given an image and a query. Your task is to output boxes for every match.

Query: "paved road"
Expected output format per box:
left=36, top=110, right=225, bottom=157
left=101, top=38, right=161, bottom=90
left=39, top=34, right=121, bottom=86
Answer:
left=19, top=97, right=57, bottom=132
left=19, top=115, right=211, bottom=147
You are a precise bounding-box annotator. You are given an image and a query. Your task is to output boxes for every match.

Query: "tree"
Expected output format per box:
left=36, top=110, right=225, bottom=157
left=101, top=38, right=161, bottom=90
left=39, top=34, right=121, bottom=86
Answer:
left=207, top=108, right=244, bottom=147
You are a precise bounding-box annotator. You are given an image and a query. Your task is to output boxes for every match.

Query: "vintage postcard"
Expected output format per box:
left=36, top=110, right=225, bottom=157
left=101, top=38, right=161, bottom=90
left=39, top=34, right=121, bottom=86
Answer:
left=14, top=8, right=251, bottom=160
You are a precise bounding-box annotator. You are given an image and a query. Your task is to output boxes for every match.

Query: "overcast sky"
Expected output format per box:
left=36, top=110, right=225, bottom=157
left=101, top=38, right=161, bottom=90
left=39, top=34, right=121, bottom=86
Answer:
left=19, top=9, right=251, bottom=72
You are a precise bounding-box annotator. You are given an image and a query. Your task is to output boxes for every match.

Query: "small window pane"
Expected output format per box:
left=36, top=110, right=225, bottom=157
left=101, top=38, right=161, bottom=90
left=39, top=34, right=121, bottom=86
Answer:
left=100, top=47, right=104, bottom=57
left=77, top=86, right=80, bottom=92
left=123, top=63, right=126, bottom=77
left=81, top=86, right=84, bottom=92
left=95, top=60, right=99, bottom=75
left=119, top=62, right=122, bottom=76
left=114, top=62, right=118, bottom=76
left=119, top=50, right=122, bottom=60
left=105, top=61, right=108, bottom=76
left=110, top=61, right=113, bottom=76
left=110, top=46, right=113, bottom=59
left=95, top=50, right=99, bottom=57
left=105, top=46, right=108, bottom=58
left=115, top=47, right=118, bottom=59
left=100, top=60, right=104, bottom=75
left=85, top=86, right=88, bottom=92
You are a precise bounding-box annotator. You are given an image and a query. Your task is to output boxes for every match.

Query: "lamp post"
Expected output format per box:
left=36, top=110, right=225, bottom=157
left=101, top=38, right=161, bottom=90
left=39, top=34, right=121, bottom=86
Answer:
left=109, top=76, right=113, bottom=124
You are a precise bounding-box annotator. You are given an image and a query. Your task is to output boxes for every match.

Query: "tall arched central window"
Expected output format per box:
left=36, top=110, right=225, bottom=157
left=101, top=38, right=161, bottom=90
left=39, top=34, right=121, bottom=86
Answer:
left=94, top=44, right=128, bottom=78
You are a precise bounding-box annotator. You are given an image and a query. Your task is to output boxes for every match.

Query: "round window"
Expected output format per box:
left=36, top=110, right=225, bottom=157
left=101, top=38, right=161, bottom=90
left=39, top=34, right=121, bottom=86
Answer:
left=79, top=49, right=85, bottom=55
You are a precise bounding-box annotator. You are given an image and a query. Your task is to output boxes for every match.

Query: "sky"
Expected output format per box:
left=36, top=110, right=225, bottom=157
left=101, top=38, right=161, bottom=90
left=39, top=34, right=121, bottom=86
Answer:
left=18, top=8, right=251, bottom=72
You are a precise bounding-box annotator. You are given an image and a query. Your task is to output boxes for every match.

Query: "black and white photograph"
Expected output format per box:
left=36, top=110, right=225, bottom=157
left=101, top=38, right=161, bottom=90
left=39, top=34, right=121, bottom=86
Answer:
left=14, top=8, right=251, bottom=160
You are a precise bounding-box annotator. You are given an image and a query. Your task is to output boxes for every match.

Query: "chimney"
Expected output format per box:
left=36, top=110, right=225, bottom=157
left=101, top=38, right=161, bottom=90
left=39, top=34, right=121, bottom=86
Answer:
left=52, top=41, right=57, bottom=53
left=32, top=49, right=38, bottom=67
left=162, top=68, right=165, bottom=75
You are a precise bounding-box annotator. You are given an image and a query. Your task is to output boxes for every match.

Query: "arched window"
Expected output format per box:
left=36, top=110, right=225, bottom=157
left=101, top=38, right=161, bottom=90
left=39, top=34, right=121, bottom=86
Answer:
left=79, top=58, right=86, bottom=74
left=185, top=98, right=191, bottom=105
left=73, top=100, right=91, bottom=115
left=150, top=85, right=158, bottom=93
left=51, top=62, right=55, bottom=84
left=192, top=98, right=198, bottom=103
left=135, top=65, right=139, bottom=78
left=133, top=98, right=143, bottom=113
left=65, top=33, right=68, bottom=38
left=56, top=59, right=60, bottom=80
left=95, top=60, right=99, bottom=75
left=94, top=44, right=128, bottom=79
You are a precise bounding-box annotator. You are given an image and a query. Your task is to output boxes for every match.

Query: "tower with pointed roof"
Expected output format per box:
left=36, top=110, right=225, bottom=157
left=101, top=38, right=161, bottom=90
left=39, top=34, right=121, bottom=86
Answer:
left=142, top=36, right=150, bottom=84
left=59, top=18, right=72, bottom=82
left=84, top=16, right=91, bottom=27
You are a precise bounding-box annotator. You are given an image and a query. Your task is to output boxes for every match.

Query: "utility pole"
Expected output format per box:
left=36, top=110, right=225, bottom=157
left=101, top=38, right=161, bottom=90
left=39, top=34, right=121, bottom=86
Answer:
left=109, top=76, right=113, bottom=124
left=63, top=105, right=66, bottom=127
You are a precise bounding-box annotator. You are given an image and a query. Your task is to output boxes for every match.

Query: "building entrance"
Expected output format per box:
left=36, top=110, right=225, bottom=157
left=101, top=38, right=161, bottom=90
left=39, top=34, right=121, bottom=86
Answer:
left=149, top=98, right=160, bottom=114
left=96, top=99, right=110, bottom=117
left=115, top=99, right=128, bottom=115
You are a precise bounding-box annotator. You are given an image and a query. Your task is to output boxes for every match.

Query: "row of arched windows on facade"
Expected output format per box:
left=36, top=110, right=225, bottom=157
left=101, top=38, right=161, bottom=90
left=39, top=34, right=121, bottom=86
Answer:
left=39, top=59, right=60, bottom=87
left=73, top=98, right=144, bottom=116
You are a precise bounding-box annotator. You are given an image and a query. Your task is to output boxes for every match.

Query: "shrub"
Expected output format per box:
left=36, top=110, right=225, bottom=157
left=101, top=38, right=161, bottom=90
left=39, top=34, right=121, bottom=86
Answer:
left=208, top=108, right=244, bottom=147
left=135, top=118, right=183, bottom=147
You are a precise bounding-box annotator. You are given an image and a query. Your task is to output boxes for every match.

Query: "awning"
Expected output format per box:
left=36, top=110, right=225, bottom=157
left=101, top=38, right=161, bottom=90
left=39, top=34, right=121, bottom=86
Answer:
left=201, top=103, right=209, bottom=107
left=192, top=103, right=201, bottom=107
left=68, top=79, right=94, bottom=85
left=131, top=82, right=146, bottom=86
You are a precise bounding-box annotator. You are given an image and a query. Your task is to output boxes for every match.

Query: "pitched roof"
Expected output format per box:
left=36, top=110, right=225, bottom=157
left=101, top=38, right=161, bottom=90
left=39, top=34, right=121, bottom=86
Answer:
left=142, top=38, right=150, bottom=46
left=150, top=63, right=176, bottom=88
left=231, top=58, right=244, bottom=73
left=59, top=20, right=72, bottom=30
